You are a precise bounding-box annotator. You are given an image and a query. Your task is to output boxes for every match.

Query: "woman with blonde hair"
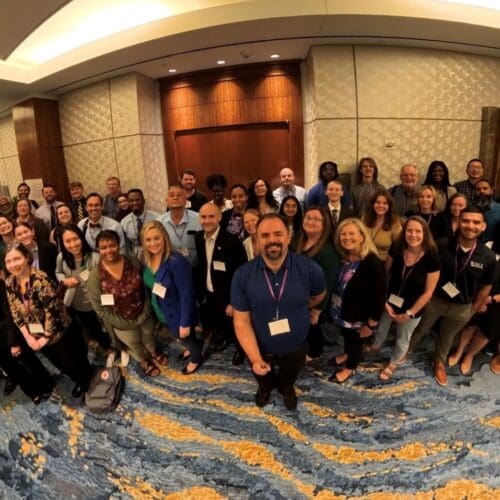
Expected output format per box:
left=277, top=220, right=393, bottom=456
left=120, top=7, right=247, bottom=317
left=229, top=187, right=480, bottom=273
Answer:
left=242, top=209, right=261, bottom=260
left=329, top=218, right=386, bottom=383
left=141, top=221, right=202, bottom=374
left=361, top=189, right=402, bottom=261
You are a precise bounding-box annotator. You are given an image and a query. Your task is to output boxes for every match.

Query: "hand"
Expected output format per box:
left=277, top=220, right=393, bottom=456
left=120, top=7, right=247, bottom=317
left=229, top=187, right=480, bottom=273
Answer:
left=478, top=304, right=487, bottom=313
left=179, top=326, right=190, bottom=338
left=385, top=303, right=397, bottom=319
left=64, top=277, right=79, bottom=288
left=395, top=313, right=411, bottom=324
left=31, top=336, right=49, bottom=351
left=10, top=345, right=22, bottom=357
left=252, top=360, right=271, bottom=376
left=225, top=305, right=234, bottom=317
left=359, top=325, right=373, bottom=338
left=309, top=308, right=321, bottom=326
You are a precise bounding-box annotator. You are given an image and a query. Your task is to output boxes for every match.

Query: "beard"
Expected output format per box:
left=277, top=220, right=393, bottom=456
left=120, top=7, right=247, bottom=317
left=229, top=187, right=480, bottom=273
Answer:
left=474, top=195, right=490, bottom=210
left=264, top=243, right=283, bottom=261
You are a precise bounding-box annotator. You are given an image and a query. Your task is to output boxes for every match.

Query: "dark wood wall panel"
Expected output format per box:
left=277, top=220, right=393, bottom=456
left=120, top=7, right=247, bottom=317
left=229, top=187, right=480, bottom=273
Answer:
left=160, top=62, right=304, bottom=192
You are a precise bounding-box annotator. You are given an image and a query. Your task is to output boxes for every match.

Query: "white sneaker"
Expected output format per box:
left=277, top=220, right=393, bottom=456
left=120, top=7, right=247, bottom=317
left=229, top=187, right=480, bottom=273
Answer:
left=106, top=351, right=116, bottom=368
left=120, top=350, right=130, bottom=367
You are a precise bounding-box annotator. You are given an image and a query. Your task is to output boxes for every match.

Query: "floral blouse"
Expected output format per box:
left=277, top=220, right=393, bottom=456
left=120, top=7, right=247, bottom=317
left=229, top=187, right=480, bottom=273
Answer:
left=5, top=268, right=70, bottom=344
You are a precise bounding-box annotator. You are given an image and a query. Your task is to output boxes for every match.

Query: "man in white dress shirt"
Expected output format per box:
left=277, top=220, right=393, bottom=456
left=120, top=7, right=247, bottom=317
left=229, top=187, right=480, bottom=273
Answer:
left=35, top=184, right=64, bottom=230
left=272, top=168, right=307, bottom=209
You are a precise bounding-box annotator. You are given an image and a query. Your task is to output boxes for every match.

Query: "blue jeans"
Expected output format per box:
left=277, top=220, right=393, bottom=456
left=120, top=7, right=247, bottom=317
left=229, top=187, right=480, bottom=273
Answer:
left=372, top=311, right=421, bottom=364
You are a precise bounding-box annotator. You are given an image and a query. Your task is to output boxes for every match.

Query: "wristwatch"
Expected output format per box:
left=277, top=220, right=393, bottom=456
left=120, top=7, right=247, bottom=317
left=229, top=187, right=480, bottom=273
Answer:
left=405, top=310, right=416, bottom=319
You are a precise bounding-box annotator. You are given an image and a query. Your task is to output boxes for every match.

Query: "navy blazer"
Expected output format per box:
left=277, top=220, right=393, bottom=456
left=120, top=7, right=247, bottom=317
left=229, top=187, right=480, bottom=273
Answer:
left=147, top=252, right=195, bottom=337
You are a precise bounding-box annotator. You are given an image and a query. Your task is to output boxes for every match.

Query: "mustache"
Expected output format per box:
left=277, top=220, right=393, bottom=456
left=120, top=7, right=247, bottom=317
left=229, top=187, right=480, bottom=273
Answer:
left=265, top=243, right=282, bottom=250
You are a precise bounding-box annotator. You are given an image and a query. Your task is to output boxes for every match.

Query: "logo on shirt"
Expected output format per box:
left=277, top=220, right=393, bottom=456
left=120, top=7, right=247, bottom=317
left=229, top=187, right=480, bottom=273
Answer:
left=470, top=261, right=483, bottom=269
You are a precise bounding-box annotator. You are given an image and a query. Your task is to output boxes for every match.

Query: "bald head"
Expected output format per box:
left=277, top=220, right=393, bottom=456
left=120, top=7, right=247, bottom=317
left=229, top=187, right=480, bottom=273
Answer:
left=199, top=202, right=222, bottom=236
left=279, top=168, right=295, bottom=188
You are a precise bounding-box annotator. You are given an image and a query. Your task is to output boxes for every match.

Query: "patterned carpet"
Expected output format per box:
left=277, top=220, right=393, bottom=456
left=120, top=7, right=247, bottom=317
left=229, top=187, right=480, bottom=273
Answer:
left=0, top=329, right=499, bottom=500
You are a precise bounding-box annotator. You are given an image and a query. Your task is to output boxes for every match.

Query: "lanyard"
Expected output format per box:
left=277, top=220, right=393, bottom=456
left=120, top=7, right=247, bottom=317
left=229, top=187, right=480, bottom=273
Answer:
left=454, top=241, right=477, bottom=282
left=263, top=268, right=288, bottom=319
left=397, top=251, right=423, bottom=296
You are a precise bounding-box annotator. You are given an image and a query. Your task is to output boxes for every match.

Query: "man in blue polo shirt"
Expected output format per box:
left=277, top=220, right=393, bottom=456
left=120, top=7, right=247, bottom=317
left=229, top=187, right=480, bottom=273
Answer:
left=231, top=213, right=325, bottom=410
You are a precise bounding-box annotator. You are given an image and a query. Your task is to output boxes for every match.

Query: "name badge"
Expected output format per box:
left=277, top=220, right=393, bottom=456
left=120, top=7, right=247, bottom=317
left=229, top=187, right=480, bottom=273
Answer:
left=442, top=282, right=460, bottom=298
left=101, top=294, right=115, bottom=306
left=28, top=323, right=44, bottom=335
left=331, top=294, right=341, bottom=308
left=268, top=318, right=290, bottom=336
left=213, top=261, right=226, bottom=272
left=178, top=247, right=189, bottom=257
left=185, top=200, right=192, bottom=208
left=388, top=294, right=404, bottom=308
left=79, top=269, right=90, bottom=282
left=152, top=283, right=167, bottom=298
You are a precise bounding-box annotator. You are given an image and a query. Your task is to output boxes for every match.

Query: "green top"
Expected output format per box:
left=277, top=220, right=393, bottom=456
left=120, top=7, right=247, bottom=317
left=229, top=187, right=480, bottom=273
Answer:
left=143, top=266, right=166, bottom=324
left=311, top=242, right=340, bottom=312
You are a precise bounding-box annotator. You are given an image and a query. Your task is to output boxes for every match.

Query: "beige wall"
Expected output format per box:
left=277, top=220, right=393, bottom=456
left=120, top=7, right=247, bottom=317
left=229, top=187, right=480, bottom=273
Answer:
left=0, top=116, right=23, bottom=198
left=59, top=73, right=168, bottom=213
left=302, top=45, right=500, bottom=189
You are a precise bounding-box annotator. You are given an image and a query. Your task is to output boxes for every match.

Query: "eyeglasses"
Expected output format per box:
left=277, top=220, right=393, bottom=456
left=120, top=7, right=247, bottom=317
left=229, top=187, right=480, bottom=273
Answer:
left=304, top=216, right=323, bottom=223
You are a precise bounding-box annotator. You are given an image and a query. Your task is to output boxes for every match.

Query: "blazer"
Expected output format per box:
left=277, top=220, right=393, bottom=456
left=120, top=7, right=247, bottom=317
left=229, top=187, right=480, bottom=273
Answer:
left=145, top=252, right=195, bottom=336
left=36, top=241, right=58, bottom=282
left=194, top=228, right=247, bottom=304
left=340, top=252, right=386, bottom=324
left=0, top=280, right=21, bottom=348
left=326, top=204, right=355, bottom=236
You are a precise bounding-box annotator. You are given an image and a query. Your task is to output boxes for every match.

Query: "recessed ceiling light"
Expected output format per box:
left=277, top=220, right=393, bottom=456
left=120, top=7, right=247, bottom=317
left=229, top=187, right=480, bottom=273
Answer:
left=217, top=60, right=226, bottom=65
left=270, top=54, right=280, bottom=59
left=168, top=68, right=177, bottom=73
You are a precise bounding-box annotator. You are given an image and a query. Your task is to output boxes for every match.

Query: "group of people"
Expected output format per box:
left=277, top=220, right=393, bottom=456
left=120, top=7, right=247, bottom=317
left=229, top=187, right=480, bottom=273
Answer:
left=0, top=158, right=499, bottom=412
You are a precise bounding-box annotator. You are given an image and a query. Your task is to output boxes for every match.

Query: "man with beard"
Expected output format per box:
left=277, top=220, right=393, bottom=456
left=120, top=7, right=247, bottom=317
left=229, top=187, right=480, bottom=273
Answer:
left=231, top=213, right=325, bottom=410
left=180, top=169, right=207, bottom=212
left=35, top=184, right=64, bottom=230
left=306, top=161, right=351, bottom=209
left=473, top=178, right=500, bottom=242
left=388, top=164, right=420, bottom=216
left=408, top=206, right=496, bottom=386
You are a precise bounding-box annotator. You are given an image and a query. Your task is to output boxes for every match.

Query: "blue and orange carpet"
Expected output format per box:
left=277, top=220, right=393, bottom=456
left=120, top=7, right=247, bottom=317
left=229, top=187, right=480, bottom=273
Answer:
left=0, top=333, right=499, bottom=499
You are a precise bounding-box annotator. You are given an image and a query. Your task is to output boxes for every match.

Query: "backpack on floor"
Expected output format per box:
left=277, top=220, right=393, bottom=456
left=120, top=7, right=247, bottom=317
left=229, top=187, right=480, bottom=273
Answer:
left=84, top=366, right=124, bottom=412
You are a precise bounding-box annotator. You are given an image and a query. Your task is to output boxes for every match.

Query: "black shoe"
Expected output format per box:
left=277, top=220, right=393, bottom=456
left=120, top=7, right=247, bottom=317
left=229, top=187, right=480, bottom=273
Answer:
left=232, top=349, right=246, bottom=366
left=280, top=387, right=297, bottom=411
left=181, top=361, right=202, bottom=375
left=71, top=384, right=85, bottom=398
left=215, top=338, right=232, bottom=352
left=255, top=389, right=271, bottom=408
left=4, top=377, right=17, bottom=396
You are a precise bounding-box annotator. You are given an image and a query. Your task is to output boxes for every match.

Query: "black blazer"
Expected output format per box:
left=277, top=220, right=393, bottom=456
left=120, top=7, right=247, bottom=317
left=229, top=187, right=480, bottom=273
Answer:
left=0, top=280, right=21, bottom=348
left=327, top=204, right=355, bottom=236
left=340, top=252, right=386, bottom=323
left=37, top=241, right=58, bottom=282
left=194, top=229, right=247, bottom=305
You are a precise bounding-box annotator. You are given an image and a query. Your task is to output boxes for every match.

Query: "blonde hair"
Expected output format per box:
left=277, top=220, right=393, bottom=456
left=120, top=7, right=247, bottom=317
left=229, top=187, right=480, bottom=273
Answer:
left=417, top=185, right=438, bottom=213
left=335, top=217, right=379, bottom=260
left=141, top=221, right=172, bottom=268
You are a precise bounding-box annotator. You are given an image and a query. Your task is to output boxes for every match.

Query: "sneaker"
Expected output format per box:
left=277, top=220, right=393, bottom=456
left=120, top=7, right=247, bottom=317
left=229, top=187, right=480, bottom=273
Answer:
left=255, top=389, right=271, bottom=408
left=120, top=350, right=130, bottom=368
left=105, top=351, right=116, bottom=368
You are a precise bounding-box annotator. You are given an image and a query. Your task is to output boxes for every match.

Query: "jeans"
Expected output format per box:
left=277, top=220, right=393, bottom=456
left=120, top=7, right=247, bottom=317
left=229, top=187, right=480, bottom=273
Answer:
left=372, top=311, right=421, bottom=364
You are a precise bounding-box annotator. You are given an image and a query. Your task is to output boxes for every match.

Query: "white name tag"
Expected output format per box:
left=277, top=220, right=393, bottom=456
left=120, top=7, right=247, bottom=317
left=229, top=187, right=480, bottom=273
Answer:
left=185, top=200, right=192, bottom=208
left=101, top=294, right=115, bottom=306
left=442, top=282, right=460, bottom=298
left=388, top=293, right=404, bottom=308
left=268, top=318, right=290, bottom=336
left=178, top=247, right=189, bottom=257
left=79, top=269, right=90, bottom=282
left=28, top=323, right=44, bottom=335
left=213, top=261, right=226, bottom=272
left=152, top=282, right=167, bottom=298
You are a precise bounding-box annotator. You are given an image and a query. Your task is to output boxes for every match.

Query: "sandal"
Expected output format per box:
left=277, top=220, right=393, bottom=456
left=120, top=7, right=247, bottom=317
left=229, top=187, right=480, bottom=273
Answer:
left=379, top=364, right=396, bottom=381
left=329, top=368, right=355, bottom=384
left=460, top=358, right=472, bottom=376
left=329, top=353, right=348, bottom=366
left=152, top=352, right=169, bottom=366
left=143, top=362, right=160, bottom=378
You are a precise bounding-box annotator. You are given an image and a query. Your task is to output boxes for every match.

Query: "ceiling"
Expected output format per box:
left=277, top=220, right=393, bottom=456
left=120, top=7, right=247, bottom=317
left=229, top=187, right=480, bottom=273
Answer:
left=1, top=0, right=500, bottom=116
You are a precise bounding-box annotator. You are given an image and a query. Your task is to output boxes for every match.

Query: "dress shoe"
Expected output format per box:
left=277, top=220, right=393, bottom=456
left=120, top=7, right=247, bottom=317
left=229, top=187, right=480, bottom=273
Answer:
left=432, top=359, right=448, bottom=386
left=71, top=384, right=85, bottom=398
left=279, top=387, right=298, bottom=411
left=255, top=389, right=271, bottom=408
left=232, top=349, right=246, bottom=366
left=3, top=376, right=17, bottom=396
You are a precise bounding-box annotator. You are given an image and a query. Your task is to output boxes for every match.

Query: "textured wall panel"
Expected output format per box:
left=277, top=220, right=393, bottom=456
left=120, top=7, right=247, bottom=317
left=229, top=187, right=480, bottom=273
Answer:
left=137, top=74, right=163, bottom=135
left=358, top=119, right=481, bottom=188
left=141, top=135, right=168, bottom=213
left=301, top=57, right=316, bottom=124
left=114, top=135, right=145, bottom=193
left=312, top=46, right=357, bottom=119
left=59, top=81, right=113, bottom=146
left=110, top=74, right=140, bottom=137
left=0, top=116, right=18, bottom=157
left=3, top=155, right=23, bottom=196
left=303, top=121, right=318, bottom=189
left=356, top=46, right=500, bottom=120
left=64, top=140, right=117, bottom=194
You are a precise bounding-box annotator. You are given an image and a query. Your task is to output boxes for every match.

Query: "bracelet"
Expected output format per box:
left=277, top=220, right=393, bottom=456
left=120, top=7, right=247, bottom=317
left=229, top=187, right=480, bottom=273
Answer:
left=405, top=309, right=416, bottom=319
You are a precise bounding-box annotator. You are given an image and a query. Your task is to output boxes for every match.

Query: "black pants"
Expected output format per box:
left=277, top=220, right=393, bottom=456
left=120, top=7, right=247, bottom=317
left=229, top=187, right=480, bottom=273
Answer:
left=203, top=292, right=240, bottom=349
left=254, top=343, right=307, bottom=393
left=342, top=327, right=362, bottom=370
left=70, top=308, right=111, bottom=350
left=0, top=341, right=53, bottom=400
left=42, top=321, right=94, bottom=391
left=307, top=318, right=325, bottom=358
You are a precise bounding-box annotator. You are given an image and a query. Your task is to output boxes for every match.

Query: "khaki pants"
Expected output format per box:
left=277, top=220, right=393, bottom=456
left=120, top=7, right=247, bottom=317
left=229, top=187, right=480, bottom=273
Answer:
left=113, top=314, right=156, bottom=363
left=409, top=296, right=474, bottom=364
